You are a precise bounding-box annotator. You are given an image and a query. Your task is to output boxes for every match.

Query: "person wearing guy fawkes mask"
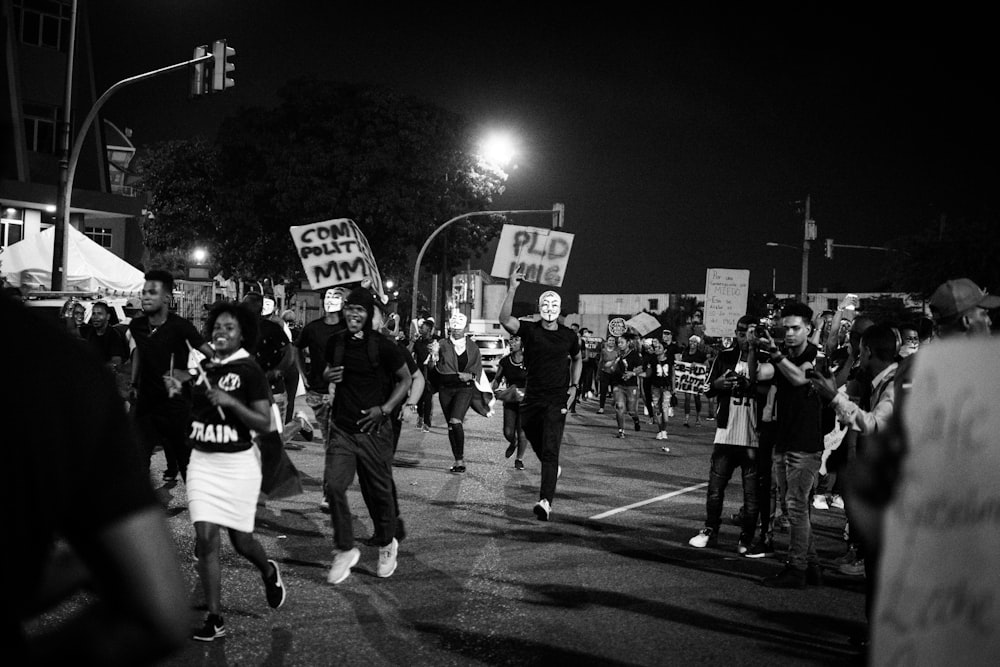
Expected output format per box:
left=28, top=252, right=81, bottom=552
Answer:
left=499, top=271, right=582, bottom=521
left=294, top=287, right=348, bottom=435
left=321, top=287, right=411, bottom=585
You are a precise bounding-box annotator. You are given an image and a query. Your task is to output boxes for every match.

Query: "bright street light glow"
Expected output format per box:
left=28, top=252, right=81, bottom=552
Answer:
left=479, top=132, right=516, bottom=168
left=385, top=279, right=394, bottom=290
left=192, top=248, right=207, bottom=263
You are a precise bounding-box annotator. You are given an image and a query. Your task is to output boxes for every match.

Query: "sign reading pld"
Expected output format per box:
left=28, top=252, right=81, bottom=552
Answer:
left=490, top=224, right=574, bottom=287
left=289, top=218, right=383, bottom=291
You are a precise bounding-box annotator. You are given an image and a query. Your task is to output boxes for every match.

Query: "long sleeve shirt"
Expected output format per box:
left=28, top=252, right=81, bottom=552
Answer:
left=829, top=362, right=897, bottom=435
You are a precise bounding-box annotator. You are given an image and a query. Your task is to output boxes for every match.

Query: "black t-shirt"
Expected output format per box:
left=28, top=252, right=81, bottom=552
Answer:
left=648, top=354, right=673, bottom=388
left=129, top=312, right=206, bottom=408
left=612, top=349, right=643, bottom=386
left=4, top=296, right=156, bottom=654
left=774, top=343, right=823, bottom=453
left=327, top=332, right=407, bottom=433
left=82, top=326, right=127, bottom=364
left=296, top=317, right=344, bottom=391
left=255, top=317, right=289, bottom=394
left=518, top=320, right=580, bottom=401
left=189, top=357, right=270, bottom=453
left=497, top=354, right=528, bottom=388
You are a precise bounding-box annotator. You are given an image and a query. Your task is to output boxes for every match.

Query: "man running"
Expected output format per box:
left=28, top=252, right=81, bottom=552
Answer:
left=499, top=271, right=582, bottom=521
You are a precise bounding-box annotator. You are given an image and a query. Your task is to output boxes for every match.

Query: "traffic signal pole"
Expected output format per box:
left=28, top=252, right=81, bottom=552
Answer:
left=50, top=51, right=216, bottom=289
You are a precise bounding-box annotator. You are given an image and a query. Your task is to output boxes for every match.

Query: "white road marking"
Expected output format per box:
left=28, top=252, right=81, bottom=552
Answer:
left=588, top=482, right=709, bottom=520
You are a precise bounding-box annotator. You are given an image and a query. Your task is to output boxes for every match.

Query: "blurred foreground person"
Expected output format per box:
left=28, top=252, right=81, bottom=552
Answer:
left=2, top=293, right=187, bottom=665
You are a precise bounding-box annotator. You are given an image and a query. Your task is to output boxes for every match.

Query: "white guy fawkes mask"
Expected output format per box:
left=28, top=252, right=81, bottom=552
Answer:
left=262, top=296, right=276, bottom=316
left=324, top=288, right=346, bottom=313
left=539, top=291, right=561, bottom=322
left=449, top=312, right=468, bottom=332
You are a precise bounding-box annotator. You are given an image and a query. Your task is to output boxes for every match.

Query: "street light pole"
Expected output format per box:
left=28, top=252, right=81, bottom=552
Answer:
left=801, top=195, right=815, bottom=304
left=410, top=208, right=559, bottom=326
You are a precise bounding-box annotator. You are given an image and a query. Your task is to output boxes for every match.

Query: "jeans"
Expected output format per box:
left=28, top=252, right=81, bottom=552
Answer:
left=784, top=450, right=822, bottom=569
left=598, top=372, right=613, bottom=409
left=520, top=399, right=567, bottom=503
left=613, top=384, right=639, bottom=428
left=684, top=392, right=701, bottom=420
left=755, top=421, right=777, bottom=540
left=324, top=423, right=396, bottom=550
left=705, top=444, right=758, bottom=539
left=650, top=385, right=672, bottom=429
left=417, top=373, right=435, bottom=427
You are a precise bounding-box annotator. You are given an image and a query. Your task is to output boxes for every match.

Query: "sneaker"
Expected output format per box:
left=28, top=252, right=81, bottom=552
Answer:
left=761, top=566, right=806, bottom=589
left=596, top=407, right=605, bottom=414
left=835, top=546, right=858, bottom=566
left=616, top=429, right=625, bottom=439
left=643, top=406, right=649, bottom=416
left=839, top=558, right=866, bottom=577
left=688, top=527, right=717, bottom=548
left=377, top=538, right=398, bottom=578
left=806, top=563, right=824, bottom=586
left=812, top=495, right=830, bottom=510
left=421, top=424, right=430, bottom=433
left=449, top=464, right=466, bottom=473
left=533, top=499, right=551, bottom=521
left=327, top=547, right=361, bottom=585
left=514, top=459, right=524, bottom=470
left=263, top=559, right=287, bottom=609
left=737, top=539, right=751, bottom=555
left=192, top=613, right=226, bottom=642
left=830, top=494, right=845, bottom=510
left=504, top=442, right=517, bottom=458
left=744, top=539, right=775, bottom=559
left=295, top=412, right=314, bottom=442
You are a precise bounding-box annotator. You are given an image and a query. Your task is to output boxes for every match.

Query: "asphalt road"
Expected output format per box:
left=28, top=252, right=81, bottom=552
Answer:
left=41, top=393, right=869, bottom=666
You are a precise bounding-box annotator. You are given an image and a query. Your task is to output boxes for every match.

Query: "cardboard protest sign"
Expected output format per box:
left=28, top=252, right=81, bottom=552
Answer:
left=626, top=312, right=661, bottom=337
left=290, top=219, right=384, bottom=295
left=607, top=318, right=627, bottom=337
left=703, top=268, right=750, bottom=337
left=673, top=360, right=709, bottom=395
left=490, top=224, right=574, bottom=287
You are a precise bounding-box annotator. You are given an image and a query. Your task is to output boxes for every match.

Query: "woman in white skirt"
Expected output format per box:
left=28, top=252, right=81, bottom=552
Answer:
left=165, top=302, right=287, bottom=642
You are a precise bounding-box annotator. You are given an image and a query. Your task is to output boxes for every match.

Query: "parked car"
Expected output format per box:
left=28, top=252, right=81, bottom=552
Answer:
left=23, top=291, right=137, bottom=331
left=470, top=333, right=509, bottom=379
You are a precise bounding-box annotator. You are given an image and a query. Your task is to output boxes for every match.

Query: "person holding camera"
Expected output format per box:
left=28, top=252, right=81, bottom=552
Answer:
left=688, top=316, right=774, bottom=552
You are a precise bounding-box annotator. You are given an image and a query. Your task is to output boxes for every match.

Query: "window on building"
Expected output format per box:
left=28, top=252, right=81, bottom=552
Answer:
left=84, top=226, right=113, bottom=248
left=1, top=208, right=25, bottom=250
left=648, top=298, right=659, bottom=311
left=23, top=103, right=59, bottom=153
left=14, top=0, right=72, bottom=51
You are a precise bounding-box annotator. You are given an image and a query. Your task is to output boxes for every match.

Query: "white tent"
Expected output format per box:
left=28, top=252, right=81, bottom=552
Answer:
left=1, top=225, right=145, bottom=295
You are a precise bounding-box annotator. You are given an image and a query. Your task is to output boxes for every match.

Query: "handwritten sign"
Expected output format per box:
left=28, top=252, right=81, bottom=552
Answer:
left=703, top=268, right=750, bottom=337
left=626, top=312, right=661, bottom=337
left=673, top=360, right=709, bottom=395
left=872, top=339, right=1000, bottom=665
left=490, top=224, right=574, bottom=287
left=607, top=318, right=627, bottom=337
left=290, top=219, right=384, bottom=293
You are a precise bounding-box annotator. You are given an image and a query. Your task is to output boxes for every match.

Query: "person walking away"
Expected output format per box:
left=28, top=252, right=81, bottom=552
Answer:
left=499, top=272, right=581, bottom=521
left=164, top=302, right=287, bottom=641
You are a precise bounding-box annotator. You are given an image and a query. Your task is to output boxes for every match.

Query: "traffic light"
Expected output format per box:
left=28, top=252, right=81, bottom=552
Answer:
left=211, top=39, right=235, bottom=92
left=190, top=44, right=209, bottom=97
left=552, top=202, right=565, bottom=229
left=825, top=238, right=834, bottom=259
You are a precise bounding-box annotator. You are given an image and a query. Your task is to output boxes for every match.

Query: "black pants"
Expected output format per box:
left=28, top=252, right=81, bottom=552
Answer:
left=135, top=398, right=192, bottom=478
left=325, top=423, right=396, bottom=550
left=520, top=399, right=567, bottom=504
left=705, top=443, right=758, bottom=540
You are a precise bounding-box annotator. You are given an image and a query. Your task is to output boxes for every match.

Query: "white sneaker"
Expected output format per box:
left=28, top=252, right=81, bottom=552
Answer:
left=596, top=407, right=605, bottom=414
left=812, top=495, right=830, bottom=510
left=533, top=499, right=551, bottom=521
left=327, top=547, right=360, bottom=584
left=688, top=527, right=717, bottom=548
left=830, top=494, right=845, bottom=510
left=377, top=538, right=398, bottom=578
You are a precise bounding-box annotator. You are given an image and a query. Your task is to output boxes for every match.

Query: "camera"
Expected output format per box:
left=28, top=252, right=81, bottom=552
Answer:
left=754, top=323, right=768, bottom=337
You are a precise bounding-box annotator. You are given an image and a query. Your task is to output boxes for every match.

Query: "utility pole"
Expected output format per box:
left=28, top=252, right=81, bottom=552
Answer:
left=801, top=195, right=815, bottom=304
left=51, top=0, right=79, bottom=291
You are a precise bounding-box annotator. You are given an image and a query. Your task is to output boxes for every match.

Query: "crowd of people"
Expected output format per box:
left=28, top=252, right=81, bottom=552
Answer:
left=6, top=269, right=997, bottom=664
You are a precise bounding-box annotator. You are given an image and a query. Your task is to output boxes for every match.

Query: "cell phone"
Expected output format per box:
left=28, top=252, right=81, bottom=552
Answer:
left=812, top=355, right=829, bottom=376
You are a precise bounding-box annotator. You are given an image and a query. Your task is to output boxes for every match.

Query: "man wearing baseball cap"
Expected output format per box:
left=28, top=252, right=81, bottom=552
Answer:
left=928, top=278, right=998, bottom=337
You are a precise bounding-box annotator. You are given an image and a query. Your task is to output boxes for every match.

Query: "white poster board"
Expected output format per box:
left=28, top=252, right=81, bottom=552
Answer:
left=490, top=224, right=574, bottom=287
left=626, top=312, right=661, bottom=336
left=673, top=360, right=709, bottom=395
left=289, top=219, right=384, bottom=294
left=703, top=268, right=750, bottom=337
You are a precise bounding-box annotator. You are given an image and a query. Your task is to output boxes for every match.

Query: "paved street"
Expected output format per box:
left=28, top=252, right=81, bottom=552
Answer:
left=54, top=395, right=868, bottom=666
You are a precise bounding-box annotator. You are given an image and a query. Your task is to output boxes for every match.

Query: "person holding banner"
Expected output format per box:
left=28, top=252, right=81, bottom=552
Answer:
left=432, top=312, right=483, bottom=474
left=680, top=335, right=708, bottom=427
left=499, top=272, right=581, bottom=521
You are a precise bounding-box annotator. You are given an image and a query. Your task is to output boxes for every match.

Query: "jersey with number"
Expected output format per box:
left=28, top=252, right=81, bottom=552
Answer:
left=712, top=360, right=758, bottom=447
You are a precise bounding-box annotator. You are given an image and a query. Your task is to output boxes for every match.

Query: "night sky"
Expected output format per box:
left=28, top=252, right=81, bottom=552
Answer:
left=88, top=3, right=997, bottom=300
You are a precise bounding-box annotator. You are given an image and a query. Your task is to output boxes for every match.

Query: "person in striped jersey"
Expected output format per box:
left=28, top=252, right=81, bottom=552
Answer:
left=688, top=315, right=774, bottom=553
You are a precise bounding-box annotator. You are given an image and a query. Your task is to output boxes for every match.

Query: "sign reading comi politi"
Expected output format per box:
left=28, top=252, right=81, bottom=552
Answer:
left=290, top=219, right=384, bottom=292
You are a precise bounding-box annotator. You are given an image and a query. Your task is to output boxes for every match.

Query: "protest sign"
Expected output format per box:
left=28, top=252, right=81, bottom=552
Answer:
left=703, top=268, right=750, bottom=337
left=607, top=318, right=627, bottom=337
left=289, top=219, right=384, bottom=294
left=626, top=312, right=661, bottom=337
left=490, top=224, right=574, bottom=287
left=673, top=360, right=709, bottom=395
left=582, top=335, right=604, bottom=353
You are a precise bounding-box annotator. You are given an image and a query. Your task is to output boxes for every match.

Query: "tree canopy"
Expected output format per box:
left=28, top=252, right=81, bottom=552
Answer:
left=135, top=79, right=508, bottom=290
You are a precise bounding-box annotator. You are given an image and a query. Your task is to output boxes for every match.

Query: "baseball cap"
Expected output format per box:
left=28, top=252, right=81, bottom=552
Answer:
left=928, top=278, right=1000, bottom=320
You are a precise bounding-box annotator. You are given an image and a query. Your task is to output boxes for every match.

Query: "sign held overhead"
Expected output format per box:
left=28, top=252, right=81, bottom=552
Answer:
left=491, top=224, right=574, bottom=287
